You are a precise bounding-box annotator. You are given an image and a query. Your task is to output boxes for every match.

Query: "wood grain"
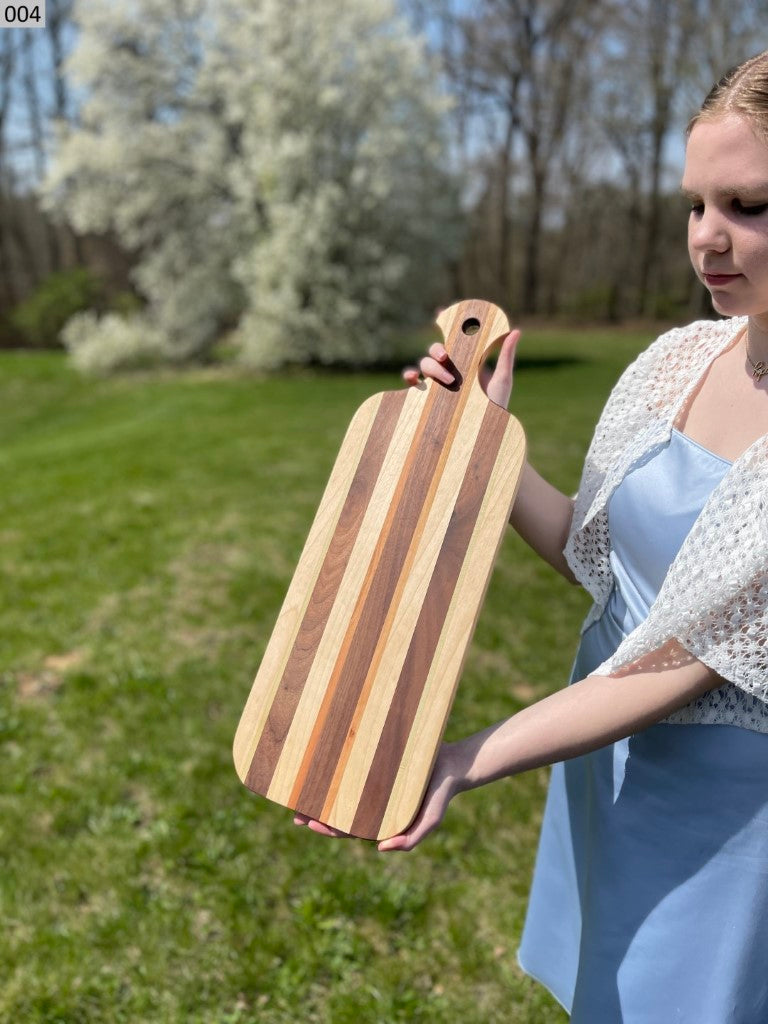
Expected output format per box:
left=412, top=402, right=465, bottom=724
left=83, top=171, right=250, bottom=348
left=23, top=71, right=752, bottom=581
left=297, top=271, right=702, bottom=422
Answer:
left=233, top=299, right=526, bottom=840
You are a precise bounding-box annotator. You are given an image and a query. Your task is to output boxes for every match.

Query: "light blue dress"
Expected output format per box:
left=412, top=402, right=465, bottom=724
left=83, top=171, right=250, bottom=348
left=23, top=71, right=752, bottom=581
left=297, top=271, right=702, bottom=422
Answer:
left=517, top=429, right=768, bottom=1023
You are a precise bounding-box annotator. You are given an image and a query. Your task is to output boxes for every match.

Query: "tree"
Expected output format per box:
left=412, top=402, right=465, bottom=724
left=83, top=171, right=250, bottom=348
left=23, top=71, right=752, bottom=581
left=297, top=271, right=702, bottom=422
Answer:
left=42, top=0, right=459, bottom=371
left=425, top=0, right=609, bottom=314
left=0, top=3, right=78, bottom=311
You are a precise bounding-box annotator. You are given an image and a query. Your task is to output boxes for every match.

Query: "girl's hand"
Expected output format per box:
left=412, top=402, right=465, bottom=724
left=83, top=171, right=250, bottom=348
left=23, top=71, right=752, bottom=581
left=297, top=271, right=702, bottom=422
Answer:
left=401, top=329, right=521, bottom=409
left=292, top=742, right=467, bottom=852
left=377, top=742, right=465, bottom=852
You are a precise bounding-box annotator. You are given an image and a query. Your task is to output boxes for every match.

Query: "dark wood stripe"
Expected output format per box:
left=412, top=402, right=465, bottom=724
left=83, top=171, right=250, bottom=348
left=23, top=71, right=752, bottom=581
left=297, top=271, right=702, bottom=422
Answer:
left=350, top=402, right=511, bottom=839
left=440, top=299, right=497, bottom=382
left=291, top=382, right=462, bottom=818
left=245, top=390, right=406, bottom=794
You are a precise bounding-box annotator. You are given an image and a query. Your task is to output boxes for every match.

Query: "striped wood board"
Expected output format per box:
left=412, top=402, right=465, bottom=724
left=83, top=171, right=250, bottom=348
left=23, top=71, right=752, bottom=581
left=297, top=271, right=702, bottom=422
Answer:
left=233, top=299, right=526, bottom=840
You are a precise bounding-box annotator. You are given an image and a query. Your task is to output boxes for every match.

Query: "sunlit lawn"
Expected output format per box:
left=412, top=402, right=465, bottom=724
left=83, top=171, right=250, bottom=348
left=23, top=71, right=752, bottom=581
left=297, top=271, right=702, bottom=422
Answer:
left=0, top=323, right=653, bottom=1022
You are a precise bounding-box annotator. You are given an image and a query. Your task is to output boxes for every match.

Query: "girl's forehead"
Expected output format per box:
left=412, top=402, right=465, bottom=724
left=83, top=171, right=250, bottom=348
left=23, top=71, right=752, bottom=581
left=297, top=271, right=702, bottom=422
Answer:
left=683, top=115, right=768, bottom=192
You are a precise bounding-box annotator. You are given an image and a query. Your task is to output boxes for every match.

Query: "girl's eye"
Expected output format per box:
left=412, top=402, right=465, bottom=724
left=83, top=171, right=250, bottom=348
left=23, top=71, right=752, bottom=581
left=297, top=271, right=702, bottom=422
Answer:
left=734, top=199, right=768, bottom=216
left=690, top=203, right=704, bottom=216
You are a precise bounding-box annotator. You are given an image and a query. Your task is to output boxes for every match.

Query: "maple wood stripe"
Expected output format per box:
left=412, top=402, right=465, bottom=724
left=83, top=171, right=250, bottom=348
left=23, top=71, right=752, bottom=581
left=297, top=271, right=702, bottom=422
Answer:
left=350, top=403, right=513, bottom=839
left=233, top=394, right=386, bottom=778
left=291, top=314, right=510, bottom=821
left=287, top=386, right=455, bottom=815
left=264, top=385, right=430, bottom=805
left=289, top=367, right=493, bottom=818
left=276, top=302, right=494, bottom=804
left=321, top=380, right=493, bottom=829
left=243, top=390, right=406, bottom=794
left=377, top=416, right=526, bottom=839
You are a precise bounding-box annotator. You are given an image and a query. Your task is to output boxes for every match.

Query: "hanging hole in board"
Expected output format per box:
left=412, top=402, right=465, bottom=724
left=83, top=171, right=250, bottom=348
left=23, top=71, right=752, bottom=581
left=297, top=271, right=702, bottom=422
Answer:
left=462, top=317, right=481, bottom=335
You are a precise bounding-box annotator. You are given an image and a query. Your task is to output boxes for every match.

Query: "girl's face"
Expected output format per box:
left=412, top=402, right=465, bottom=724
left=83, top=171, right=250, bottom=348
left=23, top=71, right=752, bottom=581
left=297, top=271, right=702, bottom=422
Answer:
left=683, top=114, right=768, bottom=321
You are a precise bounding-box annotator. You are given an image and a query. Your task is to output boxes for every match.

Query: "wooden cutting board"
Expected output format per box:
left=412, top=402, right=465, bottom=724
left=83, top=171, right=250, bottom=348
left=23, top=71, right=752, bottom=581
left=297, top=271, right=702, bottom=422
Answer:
left=233, top=299, right=526, bottom=840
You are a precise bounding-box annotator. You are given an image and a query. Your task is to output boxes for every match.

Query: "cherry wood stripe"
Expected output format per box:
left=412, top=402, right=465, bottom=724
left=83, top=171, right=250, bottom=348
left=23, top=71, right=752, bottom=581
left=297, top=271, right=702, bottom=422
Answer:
left=288, top=385, right=459, bottom=815
left=349, top=402, right=512, bottom=838
left=265, top=386, right=431, bottom=805
left=243, top=390, right=406, bottom=793
left=287, top=312, right=497, bottom=817
left=319, top=379, right=494, bottom=827
left=232, top=394, right=384, bottom=777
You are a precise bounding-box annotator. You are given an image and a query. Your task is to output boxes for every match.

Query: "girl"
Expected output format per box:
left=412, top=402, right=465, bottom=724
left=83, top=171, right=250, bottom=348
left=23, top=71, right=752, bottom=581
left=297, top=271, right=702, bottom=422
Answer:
left=296, top=51, right=768, bottom=1022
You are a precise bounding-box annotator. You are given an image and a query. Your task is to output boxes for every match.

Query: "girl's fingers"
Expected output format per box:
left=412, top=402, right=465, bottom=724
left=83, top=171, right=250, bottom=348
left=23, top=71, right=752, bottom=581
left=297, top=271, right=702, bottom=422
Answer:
left=486, top=329, right=521, bottom=408
left=293, top=813, right=350, bottom=838
left=401, top=359, right=455, bottom=387
left=404, top=331, right=521, bottom=399
left=307, top=820, right=349, bottom=838
left=420, top=355, right=455, bottom=385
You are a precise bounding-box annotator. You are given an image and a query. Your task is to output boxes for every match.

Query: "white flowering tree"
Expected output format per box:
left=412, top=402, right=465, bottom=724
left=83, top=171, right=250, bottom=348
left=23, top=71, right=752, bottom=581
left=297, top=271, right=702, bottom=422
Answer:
left=42, top=0, right=458, bottom=371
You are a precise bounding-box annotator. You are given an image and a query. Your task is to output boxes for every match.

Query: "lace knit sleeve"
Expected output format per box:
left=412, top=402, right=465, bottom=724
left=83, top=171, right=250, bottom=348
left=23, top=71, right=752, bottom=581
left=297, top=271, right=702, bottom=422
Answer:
left=563, top=318, right=768, bottom=724
left=594, top=437, right=768, bottom=707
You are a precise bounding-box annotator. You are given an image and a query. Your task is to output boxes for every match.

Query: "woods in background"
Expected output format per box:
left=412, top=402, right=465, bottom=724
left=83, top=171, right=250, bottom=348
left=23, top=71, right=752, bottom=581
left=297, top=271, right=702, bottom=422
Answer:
left=1, top=0, right=767, bottom=367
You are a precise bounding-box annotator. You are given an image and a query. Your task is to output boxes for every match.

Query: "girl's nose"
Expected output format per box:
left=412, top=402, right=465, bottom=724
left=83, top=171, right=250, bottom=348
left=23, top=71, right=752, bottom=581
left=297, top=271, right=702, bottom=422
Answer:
left=689, top=207, right=730, bottom=254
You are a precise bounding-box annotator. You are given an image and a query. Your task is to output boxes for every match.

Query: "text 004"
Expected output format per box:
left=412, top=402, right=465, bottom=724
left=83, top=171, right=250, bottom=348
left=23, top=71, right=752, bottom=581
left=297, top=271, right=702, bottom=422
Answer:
left=0, top=4, right=45, bottom=27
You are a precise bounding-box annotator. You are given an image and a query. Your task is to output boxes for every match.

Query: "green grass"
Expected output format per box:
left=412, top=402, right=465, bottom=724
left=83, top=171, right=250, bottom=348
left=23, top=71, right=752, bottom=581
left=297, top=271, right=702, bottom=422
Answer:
left=0, top=325, right=654, bottom=1023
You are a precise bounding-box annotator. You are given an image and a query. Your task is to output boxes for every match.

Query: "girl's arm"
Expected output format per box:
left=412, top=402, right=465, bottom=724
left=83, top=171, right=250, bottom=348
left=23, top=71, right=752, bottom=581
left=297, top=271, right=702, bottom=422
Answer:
left=402, top=331, right=576, bottom=582
left=510, top=462, right=576, bottom=582
left=376, top=639, right=720, bottom=851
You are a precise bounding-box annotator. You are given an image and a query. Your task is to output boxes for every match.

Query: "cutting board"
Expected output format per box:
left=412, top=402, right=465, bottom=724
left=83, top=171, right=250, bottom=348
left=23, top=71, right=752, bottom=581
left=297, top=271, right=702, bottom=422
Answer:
left=233, top=299, right=526, bottom=840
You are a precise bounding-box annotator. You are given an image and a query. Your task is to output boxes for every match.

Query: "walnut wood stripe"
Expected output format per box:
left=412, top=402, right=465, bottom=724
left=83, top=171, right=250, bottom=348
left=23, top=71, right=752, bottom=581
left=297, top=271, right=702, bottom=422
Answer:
left=265, top=386, right=429, bottom=804
left=349, top=402, right=514, bottom=838
left=288, top=383, right=460, bottom=815
left=320, top=380, right=493, bottom=830
left=288, top=308, right=499, bottom=817
left=377, top=415, right=525, bottom=838
left=242, top=391, right=406, bottom=792
left=233, top=393, right=385, bottom=778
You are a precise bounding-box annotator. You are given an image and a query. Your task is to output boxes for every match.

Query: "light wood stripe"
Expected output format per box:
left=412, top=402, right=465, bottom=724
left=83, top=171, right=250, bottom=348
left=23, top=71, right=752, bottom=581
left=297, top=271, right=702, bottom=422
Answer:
left=289, top=381, right=459, bottom=814
left=292, top=306, right=505, bottom=819
left=321, top=379, right=493, bottom=830
left=353, top=403, right=520, bottom=838
left=265, top=384, right=429, bottom=805
left=377, top=415, right=525, bottom=838
left=242, top=390, right=405, bottom=793
left=233, top=393, right=385, bottom=779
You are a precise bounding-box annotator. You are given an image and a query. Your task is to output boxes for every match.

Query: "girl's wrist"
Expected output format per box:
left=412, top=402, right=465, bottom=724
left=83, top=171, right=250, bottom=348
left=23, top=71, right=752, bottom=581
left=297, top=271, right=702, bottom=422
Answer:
left=443, top=737, right=482, bottom=794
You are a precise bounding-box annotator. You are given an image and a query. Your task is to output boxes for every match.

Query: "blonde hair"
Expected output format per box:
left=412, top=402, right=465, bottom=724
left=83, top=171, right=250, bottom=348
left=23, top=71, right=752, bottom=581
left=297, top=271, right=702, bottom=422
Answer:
left=688, top=50, right=768, bottom=141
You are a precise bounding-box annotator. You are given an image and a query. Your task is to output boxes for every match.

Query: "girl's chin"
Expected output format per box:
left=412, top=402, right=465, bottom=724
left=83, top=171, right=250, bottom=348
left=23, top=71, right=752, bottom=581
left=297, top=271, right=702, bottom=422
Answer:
left=708, top=293, right=753, bottom=317
left=706, top=284, right=768, bottom=319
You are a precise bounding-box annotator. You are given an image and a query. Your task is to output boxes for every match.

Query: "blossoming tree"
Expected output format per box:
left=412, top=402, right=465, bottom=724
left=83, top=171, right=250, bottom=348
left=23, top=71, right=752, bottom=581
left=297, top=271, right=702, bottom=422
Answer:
left=43, top=0, right=458, bottom=371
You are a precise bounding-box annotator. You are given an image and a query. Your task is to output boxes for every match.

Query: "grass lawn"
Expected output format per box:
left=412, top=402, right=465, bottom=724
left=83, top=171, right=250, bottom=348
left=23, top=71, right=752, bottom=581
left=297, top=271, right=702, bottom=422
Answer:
left=0, top=324, right=653, bottom=1023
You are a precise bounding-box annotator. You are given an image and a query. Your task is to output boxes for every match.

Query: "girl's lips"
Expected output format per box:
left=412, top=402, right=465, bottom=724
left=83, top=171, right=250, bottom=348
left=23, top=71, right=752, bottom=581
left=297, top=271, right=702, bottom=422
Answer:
left=703, top=272, right=741, bottom=286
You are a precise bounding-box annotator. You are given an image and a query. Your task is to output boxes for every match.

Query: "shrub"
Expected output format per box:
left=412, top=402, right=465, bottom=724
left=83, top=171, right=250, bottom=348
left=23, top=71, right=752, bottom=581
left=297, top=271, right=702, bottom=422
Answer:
left=61, top=311, right=169, bottom=375
left=11, top=268, right=105, bottom=348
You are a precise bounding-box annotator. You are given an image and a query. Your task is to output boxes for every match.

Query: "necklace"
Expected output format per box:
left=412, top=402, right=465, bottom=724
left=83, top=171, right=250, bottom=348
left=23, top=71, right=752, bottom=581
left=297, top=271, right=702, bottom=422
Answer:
left=746, top=347, right=768, bottom=381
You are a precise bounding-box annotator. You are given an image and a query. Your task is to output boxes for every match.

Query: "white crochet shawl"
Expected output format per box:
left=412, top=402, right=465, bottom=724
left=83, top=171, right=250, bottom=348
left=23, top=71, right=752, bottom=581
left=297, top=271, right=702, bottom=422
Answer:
left=563, top=317, right=768, bottom=731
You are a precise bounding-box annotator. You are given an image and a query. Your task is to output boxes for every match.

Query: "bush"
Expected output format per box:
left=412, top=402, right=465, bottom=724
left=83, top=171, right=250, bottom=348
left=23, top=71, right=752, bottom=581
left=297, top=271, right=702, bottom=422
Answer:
left=61, top=311, right=169, bottom=374
left=10, top=268, right=140, bottom=349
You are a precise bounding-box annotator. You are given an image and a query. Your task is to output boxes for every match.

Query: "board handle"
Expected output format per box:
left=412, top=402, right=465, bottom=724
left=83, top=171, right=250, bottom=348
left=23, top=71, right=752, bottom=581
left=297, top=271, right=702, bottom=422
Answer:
left=434, top=299, right=511, bottom=390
